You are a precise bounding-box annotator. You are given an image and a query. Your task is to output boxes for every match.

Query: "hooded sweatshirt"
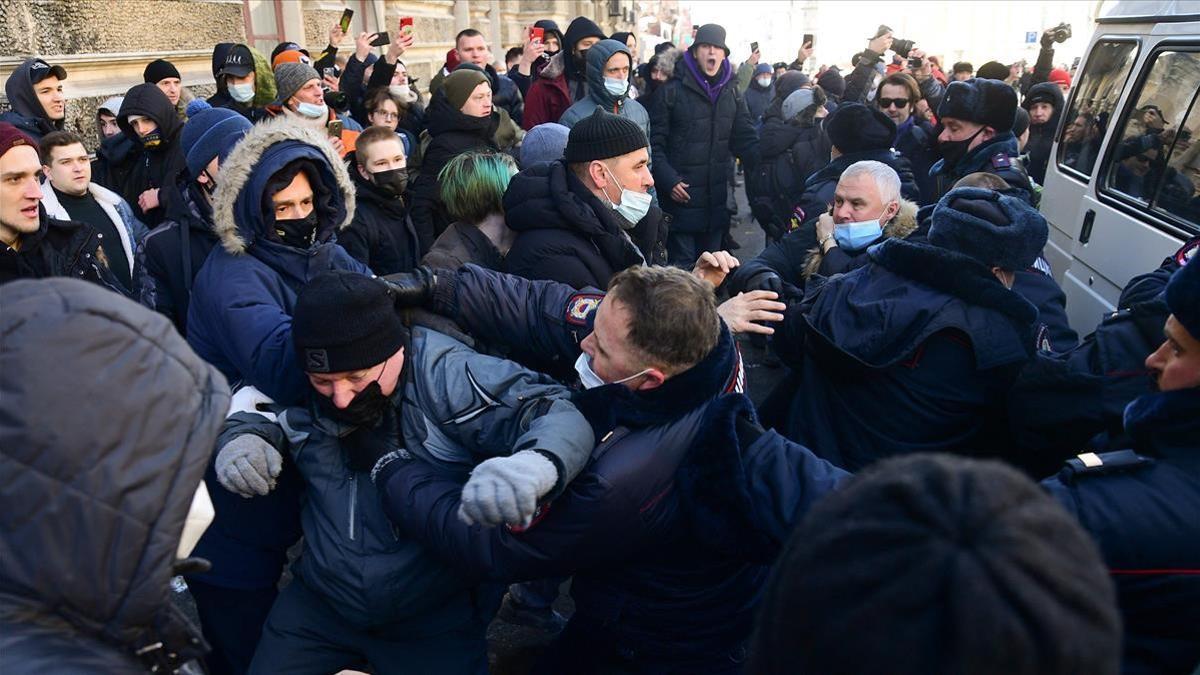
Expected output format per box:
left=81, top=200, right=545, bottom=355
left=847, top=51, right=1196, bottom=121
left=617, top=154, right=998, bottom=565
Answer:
left=117, top=84, right=186, bottom=227
left=1021, top=82, right=1065, bottom=184
left=0, top=59, right=66, bottom=141
left=522, top=17, right=607, bottom=130
left=558, top=39, right=649, bottom=139
left=0, top=277, right=229, bottom=673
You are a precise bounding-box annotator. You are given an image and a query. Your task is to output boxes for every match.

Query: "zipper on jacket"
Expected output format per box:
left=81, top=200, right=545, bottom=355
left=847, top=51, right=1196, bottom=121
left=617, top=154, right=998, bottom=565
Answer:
left=347, top=473, right=357, bottom=541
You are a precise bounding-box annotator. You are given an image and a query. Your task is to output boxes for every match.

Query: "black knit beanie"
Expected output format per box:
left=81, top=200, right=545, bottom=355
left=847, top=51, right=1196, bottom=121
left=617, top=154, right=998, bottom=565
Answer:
left=748, top=453, right=1121, bottom=675
left=292, top=271, right=407, bottom=374
left=564, top=107, right=647, bottom=163
left=825, top=102, right=895, bottom=154
left=143, top=58, right=181, bottom=84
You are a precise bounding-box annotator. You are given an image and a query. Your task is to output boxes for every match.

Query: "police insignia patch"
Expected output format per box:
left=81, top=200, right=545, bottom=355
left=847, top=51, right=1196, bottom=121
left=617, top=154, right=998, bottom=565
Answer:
left=566, top=294, right=603, bottom=326
left=1177, top=239, right=1198, bottom=267
left=990, top=153, right=1012, bottom=170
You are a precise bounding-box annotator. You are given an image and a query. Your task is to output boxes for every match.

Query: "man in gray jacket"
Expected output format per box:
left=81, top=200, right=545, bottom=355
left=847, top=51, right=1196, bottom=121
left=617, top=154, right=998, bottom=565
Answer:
left=215, top=270, right=593, bottom=674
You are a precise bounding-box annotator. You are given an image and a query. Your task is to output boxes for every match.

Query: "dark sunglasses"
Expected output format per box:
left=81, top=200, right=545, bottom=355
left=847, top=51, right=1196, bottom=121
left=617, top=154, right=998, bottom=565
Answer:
left=878, top=97, right=910, bottom=109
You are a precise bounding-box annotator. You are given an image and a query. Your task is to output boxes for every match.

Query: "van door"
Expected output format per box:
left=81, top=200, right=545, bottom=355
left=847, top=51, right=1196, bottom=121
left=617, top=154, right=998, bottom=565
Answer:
left=1067, top=46, right=1200, bottom=329
left=1040, top=39, right=1139, bottom=285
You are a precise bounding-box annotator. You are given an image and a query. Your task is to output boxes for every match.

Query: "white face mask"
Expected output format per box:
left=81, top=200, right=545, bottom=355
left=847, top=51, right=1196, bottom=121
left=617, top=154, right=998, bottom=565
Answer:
left=574, top=352, right=651, bottom=389
left=756, top=76, right=773, bottom=88
left=177, top=482, right=215, bottom=559
left=604, top=76, right=629, bottom=98
left=600, top=164, right=653, bottom=226
left=389, top=84, right=411, bottom=97
left=228, top=82, right=255, bottom=103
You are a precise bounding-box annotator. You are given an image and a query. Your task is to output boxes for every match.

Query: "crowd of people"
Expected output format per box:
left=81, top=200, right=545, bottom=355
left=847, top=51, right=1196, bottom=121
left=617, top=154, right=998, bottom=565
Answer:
left=0, top=12, right=1197, bottom=675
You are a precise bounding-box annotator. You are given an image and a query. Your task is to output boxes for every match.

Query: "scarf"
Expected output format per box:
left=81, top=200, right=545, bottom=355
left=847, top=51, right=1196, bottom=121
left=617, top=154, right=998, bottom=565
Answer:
left=682, top=50, right=733, bottom=104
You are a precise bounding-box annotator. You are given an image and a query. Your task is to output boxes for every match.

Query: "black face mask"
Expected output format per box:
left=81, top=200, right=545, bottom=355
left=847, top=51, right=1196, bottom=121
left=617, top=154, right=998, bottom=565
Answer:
left=140, top=129, right=164, bottom=150
left=317, top=380, right=392, bottom=429
left=573, top=49, right=589, bottom=72
left=198, top=170, right=217, bottom=198
left=938, top=126, right=986, bottom=168
left=370, top=167, right=408, bottom=198
left=273, top=210, right=319, bottom=249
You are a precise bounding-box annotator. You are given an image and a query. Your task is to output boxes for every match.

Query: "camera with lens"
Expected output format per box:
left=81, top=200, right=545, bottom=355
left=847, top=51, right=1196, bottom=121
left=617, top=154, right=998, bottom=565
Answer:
left=323, top=89, right=349, bottom=112
left=1050, top=22, right=1072, bottom=44
left=873, top=24, right=916, bottom=58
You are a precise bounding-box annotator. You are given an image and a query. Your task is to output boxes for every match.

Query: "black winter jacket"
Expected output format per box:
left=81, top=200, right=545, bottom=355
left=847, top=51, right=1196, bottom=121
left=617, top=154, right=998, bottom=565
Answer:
left=503, top=160, right=650, bottom=290
left=746, top=116, right=831, bottom=240
left=141, top=171, right=219, bottom=333
left=340, top=167, right=421, bottom=275
left=376, top=265, right=850, bottom=671
left=0, top=277, right=230, bottom=674
left=1021, top=82, right=1065, bottom=185
left=91, top=133, right=141, bottom=197
left=116, top=83, right=187, bottom=227
left=408, top=90, right=500, bottom=251
left=893, top=116, right=940, bottom=205
left=649, top=55, right=759, bottom=234
left=0, top=59, right=66, bottom=142
left=0, top=209, right=128, bottom=295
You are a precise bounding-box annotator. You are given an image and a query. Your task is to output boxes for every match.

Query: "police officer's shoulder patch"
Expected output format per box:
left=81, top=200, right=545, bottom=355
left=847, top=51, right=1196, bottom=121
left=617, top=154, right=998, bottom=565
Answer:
left=1176, top=238, right=1199, bottom=268
left=990, top=153, right=1012, bottom=170
left=565, top=293, right=603, bottom=326
left=1061, top=449, right=1154, bottom=482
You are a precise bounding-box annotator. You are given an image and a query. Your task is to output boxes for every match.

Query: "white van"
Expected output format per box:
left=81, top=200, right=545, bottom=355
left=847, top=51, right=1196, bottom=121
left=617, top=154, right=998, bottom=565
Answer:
left=1040, top=0, right=1200, bottom=333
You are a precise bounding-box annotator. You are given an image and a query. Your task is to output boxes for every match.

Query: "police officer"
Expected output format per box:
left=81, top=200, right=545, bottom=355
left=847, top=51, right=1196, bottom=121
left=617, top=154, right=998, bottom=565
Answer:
left=930, top=78, right=1036, bottom=204
left=1042, top=253, right=1200, bottom=674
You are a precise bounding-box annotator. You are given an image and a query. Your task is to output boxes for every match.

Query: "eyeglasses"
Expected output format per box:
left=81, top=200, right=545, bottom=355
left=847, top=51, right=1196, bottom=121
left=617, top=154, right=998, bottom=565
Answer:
left=372, top=111, right=399, bottom=121
left=878, top=97, right=910, bottom=109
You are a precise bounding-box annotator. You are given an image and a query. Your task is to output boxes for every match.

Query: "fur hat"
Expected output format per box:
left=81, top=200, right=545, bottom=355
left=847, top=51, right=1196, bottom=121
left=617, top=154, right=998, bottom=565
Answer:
left=1166, top=253, right=1200, bottom=339
left=938, top=78, right=1018, bottom=132
left=825, top=103, right=895, bottom=154
left=929, top=186, right=1048, bottom=270
left=748, top=453, right=1121, bottom=675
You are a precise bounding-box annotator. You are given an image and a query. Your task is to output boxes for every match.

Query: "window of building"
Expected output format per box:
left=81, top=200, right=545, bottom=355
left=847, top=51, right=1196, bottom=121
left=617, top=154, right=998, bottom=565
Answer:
left=1101, top=48, right=1200, bottom=233
left=243, top=0, right=285, bottom=56
left=1057, top=40, right=1138, bottom=179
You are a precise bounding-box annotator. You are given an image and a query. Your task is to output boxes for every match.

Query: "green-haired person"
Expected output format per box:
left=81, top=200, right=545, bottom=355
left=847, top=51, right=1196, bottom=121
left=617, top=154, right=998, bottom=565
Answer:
left=422, top=150, right=519, bottom=271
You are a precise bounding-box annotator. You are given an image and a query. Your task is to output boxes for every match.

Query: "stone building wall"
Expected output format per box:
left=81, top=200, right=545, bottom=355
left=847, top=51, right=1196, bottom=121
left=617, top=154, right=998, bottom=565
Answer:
left=0, top=0, right=633, bottom=149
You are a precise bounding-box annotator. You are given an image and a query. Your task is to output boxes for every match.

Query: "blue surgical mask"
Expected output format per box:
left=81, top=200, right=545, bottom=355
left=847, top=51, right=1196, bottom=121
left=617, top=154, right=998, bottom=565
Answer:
left=833, top=218, right=884, bottom=252
left=574, top=352, right=651, bottom=390
left=296, top=101, right=328, bottom=119
left=604, top=76, right=629, bottom=98
left=601, top=164, right=653, bottom=226
left=228, top=82, right=255, bottom=103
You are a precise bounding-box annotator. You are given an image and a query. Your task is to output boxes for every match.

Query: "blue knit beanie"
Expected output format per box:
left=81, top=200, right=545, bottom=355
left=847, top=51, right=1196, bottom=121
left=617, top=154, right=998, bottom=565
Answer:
left=181, top=99, right=253, bottom=179
left=929, top=186, right=1048, bottom=270
left=520, top=123, right=570, bottom=167
left=1166, top=253, right=1200, bottom=339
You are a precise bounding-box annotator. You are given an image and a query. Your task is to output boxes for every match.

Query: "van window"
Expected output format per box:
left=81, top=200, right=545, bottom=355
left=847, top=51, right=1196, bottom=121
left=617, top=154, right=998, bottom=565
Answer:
left=1057, top=40, right=1138, bottom=178
left=1102, top=49, right=1200, bottom=232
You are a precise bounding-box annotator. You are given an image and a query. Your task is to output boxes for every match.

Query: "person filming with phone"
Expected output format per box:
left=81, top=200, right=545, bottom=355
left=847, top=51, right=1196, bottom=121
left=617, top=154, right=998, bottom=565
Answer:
left=274, top=61, right=361, bottom=158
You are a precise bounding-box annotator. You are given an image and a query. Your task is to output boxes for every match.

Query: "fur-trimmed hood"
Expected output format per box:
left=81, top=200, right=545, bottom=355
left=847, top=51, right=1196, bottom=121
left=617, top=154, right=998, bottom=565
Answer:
left=656, top=47, right=681, bottom=80
left=802, top=198, right=919, bottom=279
left=538, top=50, right=568, bottom=81
left=212, top=115, right=355, bottom=255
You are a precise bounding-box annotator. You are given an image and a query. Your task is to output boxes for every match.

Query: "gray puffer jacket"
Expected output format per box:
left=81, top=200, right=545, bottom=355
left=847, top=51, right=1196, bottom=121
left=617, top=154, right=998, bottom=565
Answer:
left=222, top=325, right=593, bottom=629
left=0, top=278, right=230, bottom=673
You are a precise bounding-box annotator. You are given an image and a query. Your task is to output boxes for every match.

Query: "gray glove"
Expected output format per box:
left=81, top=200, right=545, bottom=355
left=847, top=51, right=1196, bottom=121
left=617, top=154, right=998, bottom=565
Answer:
left=215, top=435, right=283, bottom=498
left=458, top=451, right=559, bottom=528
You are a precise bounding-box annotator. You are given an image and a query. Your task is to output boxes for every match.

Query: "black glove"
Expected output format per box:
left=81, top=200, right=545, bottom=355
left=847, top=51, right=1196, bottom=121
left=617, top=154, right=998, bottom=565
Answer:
left=744, top=269, right=784, bottom=296
left=380, top=266, right=436, bottom=307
